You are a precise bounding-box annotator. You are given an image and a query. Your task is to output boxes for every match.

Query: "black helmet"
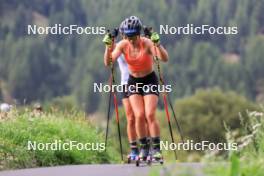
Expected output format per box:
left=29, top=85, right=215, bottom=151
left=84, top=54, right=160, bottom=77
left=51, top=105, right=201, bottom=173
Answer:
left=123, top=16, right=142, bottom=37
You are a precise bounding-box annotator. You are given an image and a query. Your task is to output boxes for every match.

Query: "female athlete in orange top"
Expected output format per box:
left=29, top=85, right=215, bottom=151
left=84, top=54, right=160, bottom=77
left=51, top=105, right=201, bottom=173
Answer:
left=103, top=16, right=168, bottom=160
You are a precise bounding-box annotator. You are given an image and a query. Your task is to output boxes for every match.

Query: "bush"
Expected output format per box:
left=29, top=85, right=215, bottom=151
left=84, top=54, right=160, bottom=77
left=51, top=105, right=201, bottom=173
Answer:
left=174, top=88, right=259, bottom=143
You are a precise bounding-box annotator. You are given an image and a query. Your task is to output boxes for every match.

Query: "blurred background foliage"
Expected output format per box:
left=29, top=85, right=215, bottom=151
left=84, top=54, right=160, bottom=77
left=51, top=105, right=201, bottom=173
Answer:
left=0, top=0, right=264, bottom=111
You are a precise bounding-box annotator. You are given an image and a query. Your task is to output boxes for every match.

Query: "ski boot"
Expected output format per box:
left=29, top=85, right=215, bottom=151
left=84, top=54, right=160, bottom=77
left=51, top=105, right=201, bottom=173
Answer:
left=127, top=149, right=139, bottom=164
left=150, top=149, right=164, bottom=165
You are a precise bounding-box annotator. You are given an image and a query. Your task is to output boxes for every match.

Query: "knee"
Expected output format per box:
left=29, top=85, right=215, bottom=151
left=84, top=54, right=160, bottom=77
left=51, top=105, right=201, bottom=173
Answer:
left=146, top=111, right=155, bottom=123
left=127, top=115, right=135, bottom=126
left=125, top=109, right=134, bottom=120
left=135, top=111, right=145, bottom=123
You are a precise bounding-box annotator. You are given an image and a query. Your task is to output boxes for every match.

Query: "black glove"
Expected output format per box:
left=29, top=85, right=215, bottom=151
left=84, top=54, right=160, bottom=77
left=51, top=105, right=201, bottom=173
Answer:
left=109, top=28, right=119, bottom=38
left=143, top=26, right=152, bottom=38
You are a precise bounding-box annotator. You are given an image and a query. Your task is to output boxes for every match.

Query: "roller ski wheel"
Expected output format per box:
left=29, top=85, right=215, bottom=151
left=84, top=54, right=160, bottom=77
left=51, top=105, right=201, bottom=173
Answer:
left=135, top=156, right=140, bottom=167
left=150, top=156, right=164, bottom=165
left=135, top=148, right=149, bottom=167
left=146, top=155, right=152, bottom=166
left=152, top=156, right=164, bottom=165
left=151, top=150, right=164, bottom=165
left=127, top=155, right=137, bottom=164
left=135, top=155, right=150, bottom=167
left=127, top=150, right=138, bottom=164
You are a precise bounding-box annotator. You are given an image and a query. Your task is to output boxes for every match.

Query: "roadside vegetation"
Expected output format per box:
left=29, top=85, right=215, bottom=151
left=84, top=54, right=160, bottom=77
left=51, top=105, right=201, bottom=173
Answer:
left=0, top=107, right=118, bottom=170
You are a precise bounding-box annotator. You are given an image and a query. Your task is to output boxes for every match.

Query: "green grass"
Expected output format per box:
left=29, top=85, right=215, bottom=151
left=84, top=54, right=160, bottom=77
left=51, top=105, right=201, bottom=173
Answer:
left=205, top=156, right=264, bottom=176
left=148, top=107, right=264, bottom=176
left=0, top=108, right=119, bottom=170
left=204, top=107, right=264, bottom=176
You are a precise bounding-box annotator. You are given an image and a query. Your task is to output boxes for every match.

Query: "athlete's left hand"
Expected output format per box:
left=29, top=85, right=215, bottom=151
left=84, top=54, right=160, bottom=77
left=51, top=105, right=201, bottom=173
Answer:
left=151, top=32, right=160, bottom=44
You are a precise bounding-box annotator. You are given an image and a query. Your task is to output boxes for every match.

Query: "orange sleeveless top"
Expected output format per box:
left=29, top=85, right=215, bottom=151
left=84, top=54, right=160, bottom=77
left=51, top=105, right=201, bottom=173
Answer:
left=123, top=38, right=153, bottom=72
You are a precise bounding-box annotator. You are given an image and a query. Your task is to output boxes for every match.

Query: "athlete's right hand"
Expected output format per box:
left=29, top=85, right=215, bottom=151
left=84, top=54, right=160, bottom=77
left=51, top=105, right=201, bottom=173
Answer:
left=102, top=34, right=113, bottom=46
left=143, top=26, right=152, bottom=38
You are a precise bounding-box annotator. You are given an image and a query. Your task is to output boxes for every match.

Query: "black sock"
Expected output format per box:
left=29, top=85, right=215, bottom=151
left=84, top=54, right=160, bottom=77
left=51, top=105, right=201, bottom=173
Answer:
left=139, top=137, right=148, bottom=149
left=152, top=137, right=160, bottom=150
left=147, top=137, right=151, bottom=145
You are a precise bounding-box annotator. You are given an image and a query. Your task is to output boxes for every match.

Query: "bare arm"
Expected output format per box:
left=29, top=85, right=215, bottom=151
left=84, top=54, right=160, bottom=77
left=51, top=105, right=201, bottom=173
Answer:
left=149, top=41, right=168, bottom=62
left=155, top=44, right=168, bottom=62
left=104, top=46, right=113, bottom=66
left=104, top=43, right=123, bottom=66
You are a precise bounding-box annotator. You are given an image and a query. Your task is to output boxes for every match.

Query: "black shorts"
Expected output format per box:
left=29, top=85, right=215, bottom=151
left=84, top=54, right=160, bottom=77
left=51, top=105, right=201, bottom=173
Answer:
left=121, top=84, right=129, bottom=99
left=127, top=71, right=159, bottom=97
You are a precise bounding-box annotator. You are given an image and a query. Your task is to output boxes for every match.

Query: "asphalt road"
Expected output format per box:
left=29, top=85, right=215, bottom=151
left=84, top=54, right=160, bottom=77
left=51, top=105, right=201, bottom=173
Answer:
left=0, top=163, right=204, bottom=176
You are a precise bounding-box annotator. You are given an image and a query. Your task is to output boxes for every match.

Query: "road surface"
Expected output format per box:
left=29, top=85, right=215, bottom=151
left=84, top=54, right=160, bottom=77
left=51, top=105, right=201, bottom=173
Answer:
left=0, top=163, right=204, bottom=176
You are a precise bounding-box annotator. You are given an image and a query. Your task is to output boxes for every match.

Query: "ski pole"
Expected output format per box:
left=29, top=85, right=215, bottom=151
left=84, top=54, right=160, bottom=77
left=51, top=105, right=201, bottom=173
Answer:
left=104, top=30, right=115, bottom=152
left=104, top=30, right=123, bottom=160
left=152, top=40, right=184, bottom=143
left=155, top=55, right=184, bottom=143
left=104, top=75, right=112, bottom=151
left=167, top=93, right=184, bottom=143
left=111, top=61, right=124, bottom=161
left=153, top=44, right=177, bottom=160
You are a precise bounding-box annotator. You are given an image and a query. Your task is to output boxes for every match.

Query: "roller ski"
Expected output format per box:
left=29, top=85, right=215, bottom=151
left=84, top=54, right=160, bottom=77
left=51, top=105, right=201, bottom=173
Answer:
left=127, top=149, right=139, bottom=164
left=149, top=149, right=164, bottom=165
left=135, top=147, right=151, bottom=166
